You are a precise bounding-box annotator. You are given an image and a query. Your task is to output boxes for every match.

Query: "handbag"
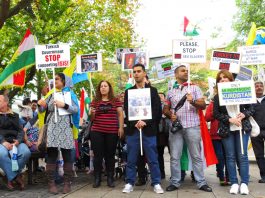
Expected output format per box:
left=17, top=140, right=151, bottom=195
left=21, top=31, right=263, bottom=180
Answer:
left=217, top=122, right=230, bottom=138
left=249, top=116, right=260, bottom=137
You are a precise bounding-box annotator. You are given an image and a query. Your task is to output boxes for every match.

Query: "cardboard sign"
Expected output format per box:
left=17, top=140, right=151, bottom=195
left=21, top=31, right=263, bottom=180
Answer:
left=235, top=66, right=252, bottom=81
left=239, top=45, right=265, bottom=65
left=122, top=51, right=149, bottom=70
left=128, top=88, right=152, bottom=121
left=210, top=50, right=241, bottom=74
left=217, top=80, right=256, bottom=106
left=76, top=53, right=102, bottom=73
left=116, top=48, right=140, bottom=64
left=55, top=92, right=72, bottom=115
left=172, top=39, right=207, bottom=63
left=155, top=58, right=179, bottom=79
left=35, top=44, right=70, bottom=69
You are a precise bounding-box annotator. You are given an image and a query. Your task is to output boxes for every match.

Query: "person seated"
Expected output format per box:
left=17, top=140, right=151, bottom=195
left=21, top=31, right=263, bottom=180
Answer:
left=18, top=98, right=33, bottom=127
left=0, top=94, right=31, bottom=190
left=23, top=116, right=39, bottom=152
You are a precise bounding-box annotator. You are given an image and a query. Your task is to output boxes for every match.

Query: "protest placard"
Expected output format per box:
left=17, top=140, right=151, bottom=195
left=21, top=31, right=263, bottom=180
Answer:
left=217, top=80, right=256, bottom=106
left=76, top=53, right=102, bottom=73
left=210, top=50, right=241, bottom=74
left=239, top=45, right=265, bottom=65
left=172, top=39, right=207, bottom=63
left=235, top=66, right=252, bottom=81
left=128, top=88, right=152, bottom=121
left=155, top=58, right=179, bottom=79
left=116, top=48, right=140, bottom=64
left=122, top=51, right=148, bottom=70
left=35, top=44, right=70, bottom=69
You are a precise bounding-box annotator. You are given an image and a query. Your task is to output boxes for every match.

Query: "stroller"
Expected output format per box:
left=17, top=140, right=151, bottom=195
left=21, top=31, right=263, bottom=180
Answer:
left=115, top=139, right=127, bottom=179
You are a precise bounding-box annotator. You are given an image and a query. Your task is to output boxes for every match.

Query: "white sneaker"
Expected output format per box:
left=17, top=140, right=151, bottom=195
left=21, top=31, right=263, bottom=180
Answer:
left=240, top=183, right=249, bottom=195
left=154, top=184, right=164, bottom=194
left=230, top=184, right=239, bottom=194
left=122, top=183, right=133, bottom=193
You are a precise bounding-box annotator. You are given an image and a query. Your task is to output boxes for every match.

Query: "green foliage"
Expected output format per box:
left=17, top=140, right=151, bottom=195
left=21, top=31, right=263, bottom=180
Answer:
left=0, top=0, right=140, bottom=99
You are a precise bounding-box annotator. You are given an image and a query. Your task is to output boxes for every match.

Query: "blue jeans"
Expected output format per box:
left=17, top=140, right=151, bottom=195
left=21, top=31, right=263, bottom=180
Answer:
left=222, top=131, right=249, bottom=185
left=126, top=130, right=161, bottom=186
left=169, top=126, right=207, bottom=188
left=0, top=143, right=31, bottom=181
left=212, top=140, right=225, bottom=180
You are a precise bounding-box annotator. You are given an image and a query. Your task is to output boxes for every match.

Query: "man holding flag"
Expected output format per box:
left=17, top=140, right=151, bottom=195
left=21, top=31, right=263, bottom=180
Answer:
left=164, top=65, right=213, bottom=192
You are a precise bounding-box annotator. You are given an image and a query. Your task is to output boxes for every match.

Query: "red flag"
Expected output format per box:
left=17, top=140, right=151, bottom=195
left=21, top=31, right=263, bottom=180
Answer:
left=199, top=110, right=218, bottom=166
left=184, top=16, right=189, bottom=34
left=80, top=88, right=85, bottom=119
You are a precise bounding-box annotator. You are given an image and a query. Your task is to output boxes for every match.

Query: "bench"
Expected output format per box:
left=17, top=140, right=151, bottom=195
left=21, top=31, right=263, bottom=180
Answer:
left=27, top=151, right=46, bottom=184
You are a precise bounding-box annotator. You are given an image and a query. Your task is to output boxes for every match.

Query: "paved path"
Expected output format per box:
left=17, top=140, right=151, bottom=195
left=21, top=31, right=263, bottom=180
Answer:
left=1, top=150, right=265, bottom=198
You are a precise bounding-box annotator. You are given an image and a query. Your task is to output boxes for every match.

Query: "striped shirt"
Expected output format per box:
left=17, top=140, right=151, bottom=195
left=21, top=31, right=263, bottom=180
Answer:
left=167, top=85, right=203, bottom=128
left=90, top=99, right=122, bottom=134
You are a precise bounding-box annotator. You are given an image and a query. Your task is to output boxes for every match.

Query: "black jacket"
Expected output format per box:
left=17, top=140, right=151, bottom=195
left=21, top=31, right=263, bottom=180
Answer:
left=124, top=84, right=162, bottom=136
left=252, top=96, right=265, bottom=130
left=213, top=94, right=254, bottom=133
left=0, top=111, right=24, bottom=144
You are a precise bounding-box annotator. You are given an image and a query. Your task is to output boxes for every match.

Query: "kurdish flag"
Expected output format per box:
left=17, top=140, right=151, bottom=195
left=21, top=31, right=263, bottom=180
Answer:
left=183, top=16, right=199, bottom=36
left=0, top=29, right=36, bottom=88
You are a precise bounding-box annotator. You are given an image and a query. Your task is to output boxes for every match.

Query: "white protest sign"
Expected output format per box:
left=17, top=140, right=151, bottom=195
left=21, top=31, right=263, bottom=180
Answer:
left=172, top=39, right=207, bottom=63
left=217, top=80, right=256, bottom=106
left=210, top=50, right=241, bottom=74
left=155, top=58, right=179, bottom=79
left=55, top=92, right=72, bottom=116
left=128, top=88, right=152, bottom=121
left=235, top=66, right=253, bottom=81
left=35, top=44, right=70, bottom=69
left=239, top=45, right=265, bottom=65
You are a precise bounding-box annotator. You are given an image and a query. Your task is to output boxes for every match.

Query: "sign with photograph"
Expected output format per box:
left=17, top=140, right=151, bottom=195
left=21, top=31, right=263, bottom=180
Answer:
left=76, top=53, right=102, bottom=73
left=235, top=66, right=252, bottom=81
left=239, top=45, right=265, bottom=65
left=35, top=44, right=70, bottom=69
left=210, top=50, right=241, bottom=74
left=172, top=39, right=207, bottom=63
left=128, top=88, right=152, bottom=121
left=116, top=48, right=140, bottom=64
left=217, top=80, right=256, bottom=106
left=122, top=51, right=149, bottom=70
left=155, top=58, right=179, bottom=79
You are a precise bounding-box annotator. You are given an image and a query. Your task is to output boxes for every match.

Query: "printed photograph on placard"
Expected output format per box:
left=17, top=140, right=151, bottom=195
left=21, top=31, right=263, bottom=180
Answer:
left=122, top=51, right=148, bottom=70
left=128, top=88, right=152, bottom=121
left=76, top=53, right=102, bottom=73
left=116, top=48, right=140, bottom=64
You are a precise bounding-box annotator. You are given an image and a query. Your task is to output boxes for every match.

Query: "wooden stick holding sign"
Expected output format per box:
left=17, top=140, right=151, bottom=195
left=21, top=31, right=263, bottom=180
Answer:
left=187, top=64, right=191, bottom=110
left=52, top=68, right=57, bottom=123
left=139, top=127, right=143, bottom=156
left=237, top=105, right=244, bottom=155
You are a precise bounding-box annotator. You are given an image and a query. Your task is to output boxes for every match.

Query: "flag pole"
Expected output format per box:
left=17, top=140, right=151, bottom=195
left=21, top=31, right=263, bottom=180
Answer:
left=187, top=64, right=191, bottom=110
left=53, top=68, right=57, bottom=123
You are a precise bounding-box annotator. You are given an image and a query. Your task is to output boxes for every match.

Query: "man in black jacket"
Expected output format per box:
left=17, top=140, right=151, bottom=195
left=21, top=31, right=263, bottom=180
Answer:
left=122, top=64, right=164, bottom=194
left=251, top=81, right=265, bottom=183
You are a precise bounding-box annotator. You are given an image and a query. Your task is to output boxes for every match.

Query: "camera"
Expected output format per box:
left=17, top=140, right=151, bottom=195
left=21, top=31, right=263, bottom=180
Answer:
left=170, top=119, right=183, bottom=134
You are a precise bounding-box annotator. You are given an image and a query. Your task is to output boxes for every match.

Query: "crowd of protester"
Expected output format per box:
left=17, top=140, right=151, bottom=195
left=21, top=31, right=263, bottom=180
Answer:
left=0, top=64, right=265, bottom=196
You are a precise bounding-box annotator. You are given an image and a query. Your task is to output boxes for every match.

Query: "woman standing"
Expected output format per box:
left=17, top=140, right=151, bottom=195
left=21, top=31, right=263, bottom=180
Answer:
left=90, top=80, right=124, bottom=188
left=38, top=73, right=79, bottom=194
left=213, top=70, right=254, bottom=195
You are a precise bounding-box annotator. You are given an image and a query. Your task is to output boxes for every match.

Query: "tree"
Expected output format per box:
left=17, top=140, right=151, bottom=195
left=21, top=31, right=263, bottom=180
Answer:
left=0, top=0, right=140, bottom=100
left=228, top=0, right=265, bottom=50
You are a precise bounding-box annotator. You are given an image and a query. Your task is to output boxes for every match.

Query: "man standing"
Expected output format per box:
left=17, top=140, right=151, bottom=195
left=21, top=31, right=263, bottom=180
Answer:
left=163, top=65, right=212, bottom=192
left=251, top=81, right=265, bottom=183
left=122, top=63, right=164, bottom=194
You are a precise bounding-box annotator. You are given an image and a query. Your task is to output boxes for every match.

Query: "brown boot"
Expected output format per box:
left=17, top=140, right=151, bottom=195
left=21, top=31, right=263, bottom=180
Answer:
left=63, top=163, right=73, bottom=194
left=46, top=164, right=58, bottom=194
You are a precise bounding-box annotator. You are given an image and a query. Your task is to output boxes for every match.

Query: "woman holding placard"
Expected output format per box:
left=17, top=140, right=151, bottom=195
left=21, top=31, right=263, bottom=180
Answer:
left=213, top=70, right=254, bottom=195
left=38, top=73, right=79, bottom=194
left=89, top=80, right=124, bottom=188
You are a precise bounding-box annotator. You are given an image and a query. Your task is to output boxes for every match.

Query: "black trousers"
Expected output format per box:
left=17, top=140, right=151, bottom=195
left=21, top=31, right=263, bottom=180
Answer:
left=251, top=129, right=265, bottom=178
left=90, top=131, right=118, bottom=173
left=46, top=147, right=73, bottom=164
